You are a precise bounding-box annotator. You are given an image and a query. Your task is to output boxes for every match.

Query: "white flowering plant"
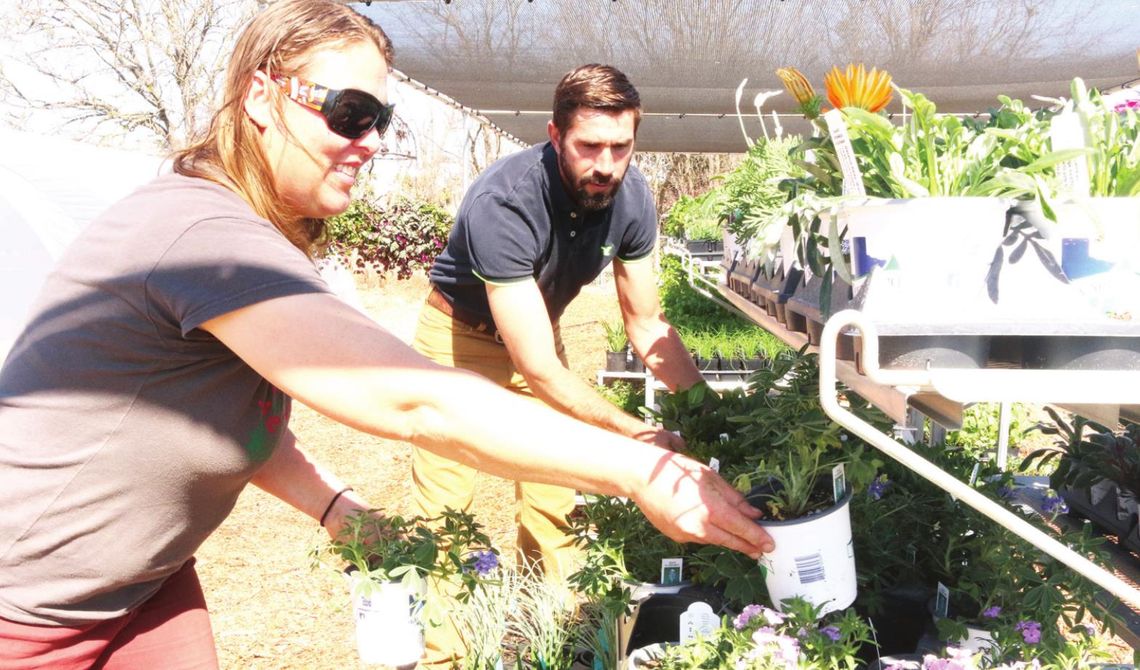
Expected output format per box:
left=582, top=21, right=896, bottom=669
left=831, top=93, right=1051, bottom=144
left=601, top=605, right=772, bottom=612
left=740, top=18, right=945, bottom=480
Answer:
left=651, top=598, right=872, bottom=670
left=894, top=620, right=1116, bottom=669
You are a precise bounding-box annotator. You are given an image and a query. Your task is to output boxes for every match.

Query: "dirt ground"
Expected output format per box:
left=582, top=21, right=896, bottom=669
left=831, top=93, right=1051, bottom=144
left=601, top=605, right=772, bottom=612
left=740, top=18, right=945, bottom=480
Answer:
left=195, top=270, right=623, bottom=669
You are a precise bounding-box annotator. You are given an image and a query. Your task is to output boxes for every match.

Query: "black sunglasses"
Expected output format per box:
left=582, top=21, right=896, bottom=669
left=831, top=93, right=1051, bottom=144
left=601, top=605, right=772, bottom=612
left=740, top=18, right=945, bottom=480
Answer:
left=270, top=74, right=395, bottom=140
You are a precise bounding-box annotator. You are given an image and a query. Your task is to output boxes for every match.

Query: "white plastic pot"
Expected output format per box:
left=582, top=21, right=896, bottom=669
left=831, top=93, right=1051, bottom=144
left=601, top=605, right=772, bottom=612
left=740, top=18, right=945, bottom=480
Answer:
left=754, top=486, right=857, bottom=617
left=840, top=197, right=1010, bottom=324
left=346, top=576, right=425, bottom=668
left=951, top=624, right=996, bottom=656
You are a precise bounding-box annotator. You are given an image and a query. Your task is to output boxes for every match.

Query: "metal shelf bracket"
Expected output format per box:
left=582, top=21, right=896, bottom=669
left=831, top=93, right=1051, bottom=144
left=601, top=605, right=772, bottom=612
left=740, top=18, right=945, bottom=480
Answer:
left=819, top=309, right=1140, bottom=611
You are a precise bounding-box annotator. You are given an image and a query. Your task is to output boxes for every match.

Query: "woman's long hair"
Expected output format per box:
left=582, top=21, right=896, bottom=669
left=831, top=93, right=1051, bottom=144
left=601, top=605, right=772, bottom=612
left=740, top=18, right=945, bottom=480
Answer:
left=173, top=0, right=393, bottom=255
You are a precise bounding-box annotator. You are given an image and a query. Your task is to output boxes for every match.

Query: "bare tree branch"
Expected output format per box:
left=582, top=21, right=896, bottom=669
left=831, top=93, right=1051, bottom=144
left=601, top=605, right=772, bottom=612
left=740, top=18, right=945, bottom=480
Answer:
left=0, top=0, right=260, bottom=151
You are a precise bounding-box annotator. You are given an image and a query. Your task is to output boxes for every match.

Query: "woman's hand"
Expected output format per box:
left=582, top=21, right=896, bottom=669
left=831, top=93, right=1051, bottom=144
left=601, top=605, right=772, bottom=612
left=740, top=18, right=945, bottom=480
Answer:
left=631, top=451, right=774, bottom=559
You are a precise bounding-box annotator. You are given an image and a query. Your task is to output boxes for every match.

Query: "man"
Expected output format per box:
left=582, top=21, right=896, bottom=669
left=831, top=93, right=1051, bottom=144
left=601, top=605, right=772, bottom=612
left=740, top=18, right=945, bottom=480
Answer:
left=413, top=64, right=704, bottom=578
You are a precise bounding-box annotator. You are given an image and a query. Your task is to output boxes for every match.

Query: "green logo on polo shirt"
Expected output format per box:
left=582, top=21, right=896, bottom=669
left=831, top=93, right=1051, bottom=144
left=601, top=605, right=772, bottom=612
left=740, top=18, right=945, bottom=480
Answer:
left=601, top=244, right=614, bottom=257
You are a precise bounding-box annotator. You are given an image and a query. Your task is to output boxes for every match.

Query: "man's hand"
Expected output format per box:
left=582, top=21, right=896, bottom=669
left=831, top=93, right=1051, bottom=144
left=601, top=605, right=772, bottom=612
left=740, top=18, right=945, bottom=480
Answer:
left=632, top=426, right=687, bottom=452
left=630, top=451, right=775, bottom=559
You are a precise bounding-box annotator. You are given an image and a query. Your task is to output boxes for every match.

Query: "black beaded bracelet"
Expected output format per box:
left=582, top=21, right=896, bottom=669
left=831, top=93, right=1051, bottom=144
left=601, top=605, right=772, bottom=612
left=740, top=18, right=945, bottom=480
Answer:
left=319, top=486, right=353, bottom=527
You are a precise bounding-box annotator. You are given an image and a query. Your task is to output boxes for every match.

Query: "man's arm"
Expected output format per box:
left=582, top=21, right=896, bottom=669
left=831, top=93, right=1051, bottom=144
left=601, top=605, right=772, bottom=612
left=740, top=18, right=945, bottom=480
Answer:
left=614, top=257, right=704, bottom=392
left=486, top=279, right=683, bottom=450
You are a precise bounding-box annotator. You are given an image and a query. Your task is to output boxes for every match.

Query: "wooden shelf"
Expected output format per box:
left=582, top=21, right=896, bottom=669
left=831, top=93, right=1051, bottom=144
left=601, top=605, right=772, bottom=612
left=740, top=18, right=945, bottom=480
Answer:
left=714, top=280, right=948, bottom=426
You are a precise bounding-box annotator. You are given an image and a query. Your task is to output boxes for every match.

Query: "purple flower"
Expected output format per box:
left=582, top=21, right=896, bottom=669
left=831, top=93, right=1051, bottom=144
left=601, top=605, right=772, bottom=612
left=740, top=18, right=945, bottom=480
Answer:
left=982, top=605, right=1002, bottom=619
left=867, top=474, right=891, bottom=501
left=1015, top=619, right=1042, bottom=644
left=921, top=648, right=973, bottom=670
left=1041, top=490, right=1068, bottom=515
left=733, top=603, right=764, bottom=630
left=760, top=606, right=786, bottom=626
left=471, top=550, right=498, bottom=576
left=747, top=627, right=800, bottom=667
left=819, top=625, right=841, bottom=642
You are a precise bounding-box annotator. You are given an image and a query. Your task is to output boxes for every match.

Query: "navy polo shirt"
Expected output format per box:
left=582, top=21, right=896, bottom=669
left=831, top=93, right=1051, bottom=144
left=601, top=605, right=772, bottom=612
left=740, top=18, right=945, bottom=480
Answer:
left=430, top=142, right=657, bottom=324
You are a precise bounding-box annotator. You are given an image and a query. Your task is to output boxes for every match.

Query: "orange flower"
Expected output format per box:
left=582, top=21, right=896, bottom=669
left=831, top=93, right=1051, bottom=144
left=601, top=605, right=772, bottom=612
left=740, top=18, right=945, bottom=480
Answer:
left=824, top=64, right=893, bottom=113
left=776, top=67, right=822, bottom=119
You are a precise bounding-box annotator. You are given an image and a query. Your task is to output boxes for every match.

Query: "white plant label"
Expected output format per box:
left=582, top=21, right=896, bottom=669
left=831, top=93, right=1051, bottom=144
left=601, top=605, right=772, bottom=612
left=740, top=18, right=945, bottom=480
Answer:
left=968, top=462, right=981, bottom=487
left=823, top=109, right=866, bottom=197
left=680, top=601, right=718, bottom=643
left=832, top=463, right=847, bottom=503
left=1050, top=110, right=1091, bottom=197
left=935, top=582, right=951, bottom=619
left=708, top=457, right=720, bottom=473
left=661, top=557, right=684, bottom=586
left=719, top=432, right=730, bottom=443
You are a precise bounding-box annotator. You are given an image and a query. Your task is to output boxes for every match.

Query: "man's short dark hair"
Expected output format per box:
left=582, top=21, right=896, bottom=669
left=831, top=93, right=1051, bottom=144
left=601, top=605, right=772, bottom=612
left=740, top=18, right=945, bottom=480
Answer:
left=552, top=64, right=642, bottom=134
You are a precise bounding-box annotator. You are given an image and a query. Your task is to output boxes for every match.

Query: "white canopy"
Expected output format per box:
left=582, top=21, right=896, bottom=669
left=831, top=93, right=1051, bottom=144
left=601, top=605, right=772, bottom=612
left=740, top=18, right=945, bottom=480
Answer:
left=359, top=0, right=1140, bottom=153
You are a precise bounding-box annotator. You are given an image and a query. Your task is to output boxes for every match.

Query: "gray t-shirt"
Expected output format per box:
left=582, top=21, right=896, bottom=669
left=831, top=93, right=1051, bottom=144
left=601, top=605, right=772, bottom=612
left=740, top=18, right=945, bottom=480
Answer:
left=0, top=173, right=332, bottom=625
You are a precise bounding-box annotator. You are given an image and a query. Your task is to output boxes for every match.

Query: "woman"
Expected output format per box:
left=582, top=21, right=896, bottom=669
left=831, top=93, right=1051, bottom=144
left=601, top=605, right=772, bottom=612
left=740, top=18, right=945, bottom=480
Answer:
left=0, top=1, right=772, bottom=668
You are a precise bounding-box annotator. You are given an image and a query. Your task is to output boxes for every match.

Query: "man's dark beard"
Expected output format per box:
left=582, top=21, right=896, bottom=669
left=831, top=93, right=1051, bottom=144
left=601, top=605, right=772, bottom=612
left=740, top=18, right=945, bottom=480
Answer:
left=559, top=150, right=623, bottom=212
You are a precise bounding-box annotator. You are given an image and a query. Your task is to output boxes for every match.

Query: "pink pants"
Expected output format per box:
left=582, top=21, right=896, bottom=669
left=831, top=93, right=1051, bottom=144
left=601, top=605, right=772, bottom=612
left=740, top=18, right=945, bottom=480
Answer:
left=0, top=558, right=218, bottom=670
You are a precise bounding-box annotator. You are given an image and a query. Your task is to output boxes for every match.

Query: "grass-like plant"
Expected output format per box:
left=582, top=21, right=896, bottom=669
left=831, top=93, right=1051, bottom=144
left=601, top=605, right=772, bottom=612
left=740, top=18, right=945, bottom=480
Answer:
left=508, top=563, right=578, bottom=670
left=600, top=319, right=628, bottom=353
left=451, top=563, right=519, bottom=670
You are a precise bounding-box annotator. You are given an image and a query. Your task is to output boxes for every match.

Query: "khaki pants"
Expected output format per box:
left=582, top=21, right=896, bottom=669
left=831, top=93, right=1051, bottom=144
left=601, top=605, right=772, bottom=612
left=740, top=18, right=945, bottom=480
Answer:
left=411, top=301, right=580, bottom=668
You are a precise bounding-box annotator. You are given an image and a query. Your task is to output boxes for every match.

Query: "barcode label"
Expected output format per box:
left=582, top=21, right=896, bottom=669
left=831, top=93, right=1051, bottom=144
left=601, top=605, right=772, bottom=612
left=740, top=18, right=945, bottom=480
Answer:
left=795, top=553, right=826, bottom=584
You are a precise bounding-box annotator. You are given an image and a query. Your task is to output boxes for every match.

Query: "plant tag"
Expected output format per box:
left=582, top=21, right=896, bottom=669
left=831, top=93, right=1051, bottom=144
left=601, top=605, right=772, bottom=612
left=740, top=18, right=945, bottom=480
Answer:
left=935, top=582, right=950, bottom=619
left=1050, top=110, right=1091, bottom=197
left=832, top=463, right=847, bottom=503
left=660, top=557, right=684, bottom=586
left=719, top=432, right=730, bottom=443
left=968, top=463, right=981, bottom=487
left=823, top=109, right=866, bottom=197
left=680, top=601, right=718, bottom=643
left=708, top=457, right=720, bottom=472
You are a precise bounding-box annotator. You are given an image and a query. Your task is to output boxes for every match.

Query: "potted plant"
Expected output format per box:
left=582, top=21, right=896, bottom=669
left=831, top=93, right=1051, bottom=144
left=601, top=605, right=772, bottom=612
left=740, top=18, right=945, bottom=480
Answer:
left=733, top=440, right=871, bottom=616
left=566, top=494, right=721, bottom=663
left=601, top=319, right=630, bottom=372
left=566, top=495, right=693, bottom=591
left=628, top=597, right=873, bottom=669
left=688, top=331, right=721, bottom=378
left=313, top=508, right=498, bottom=668
left=1022, top=408, right=1140, bottom=551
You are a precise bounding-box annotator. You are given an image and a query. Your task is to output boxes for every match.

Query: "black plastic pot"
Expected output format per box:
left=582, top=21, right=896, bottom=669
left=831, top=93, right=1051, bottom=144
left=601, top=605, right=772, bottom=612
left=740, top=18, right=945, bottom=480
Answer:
left=856, top=583, right=932, bottom=658
left=1061, top=483, right=1140, bottom=553
left=629, top=351, right=646, bottom=373
left=623, top=585, right=727, bottom=656
left=685, top=239, right=723, bottom=254
left=605, top=350, right=627, bottom=372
